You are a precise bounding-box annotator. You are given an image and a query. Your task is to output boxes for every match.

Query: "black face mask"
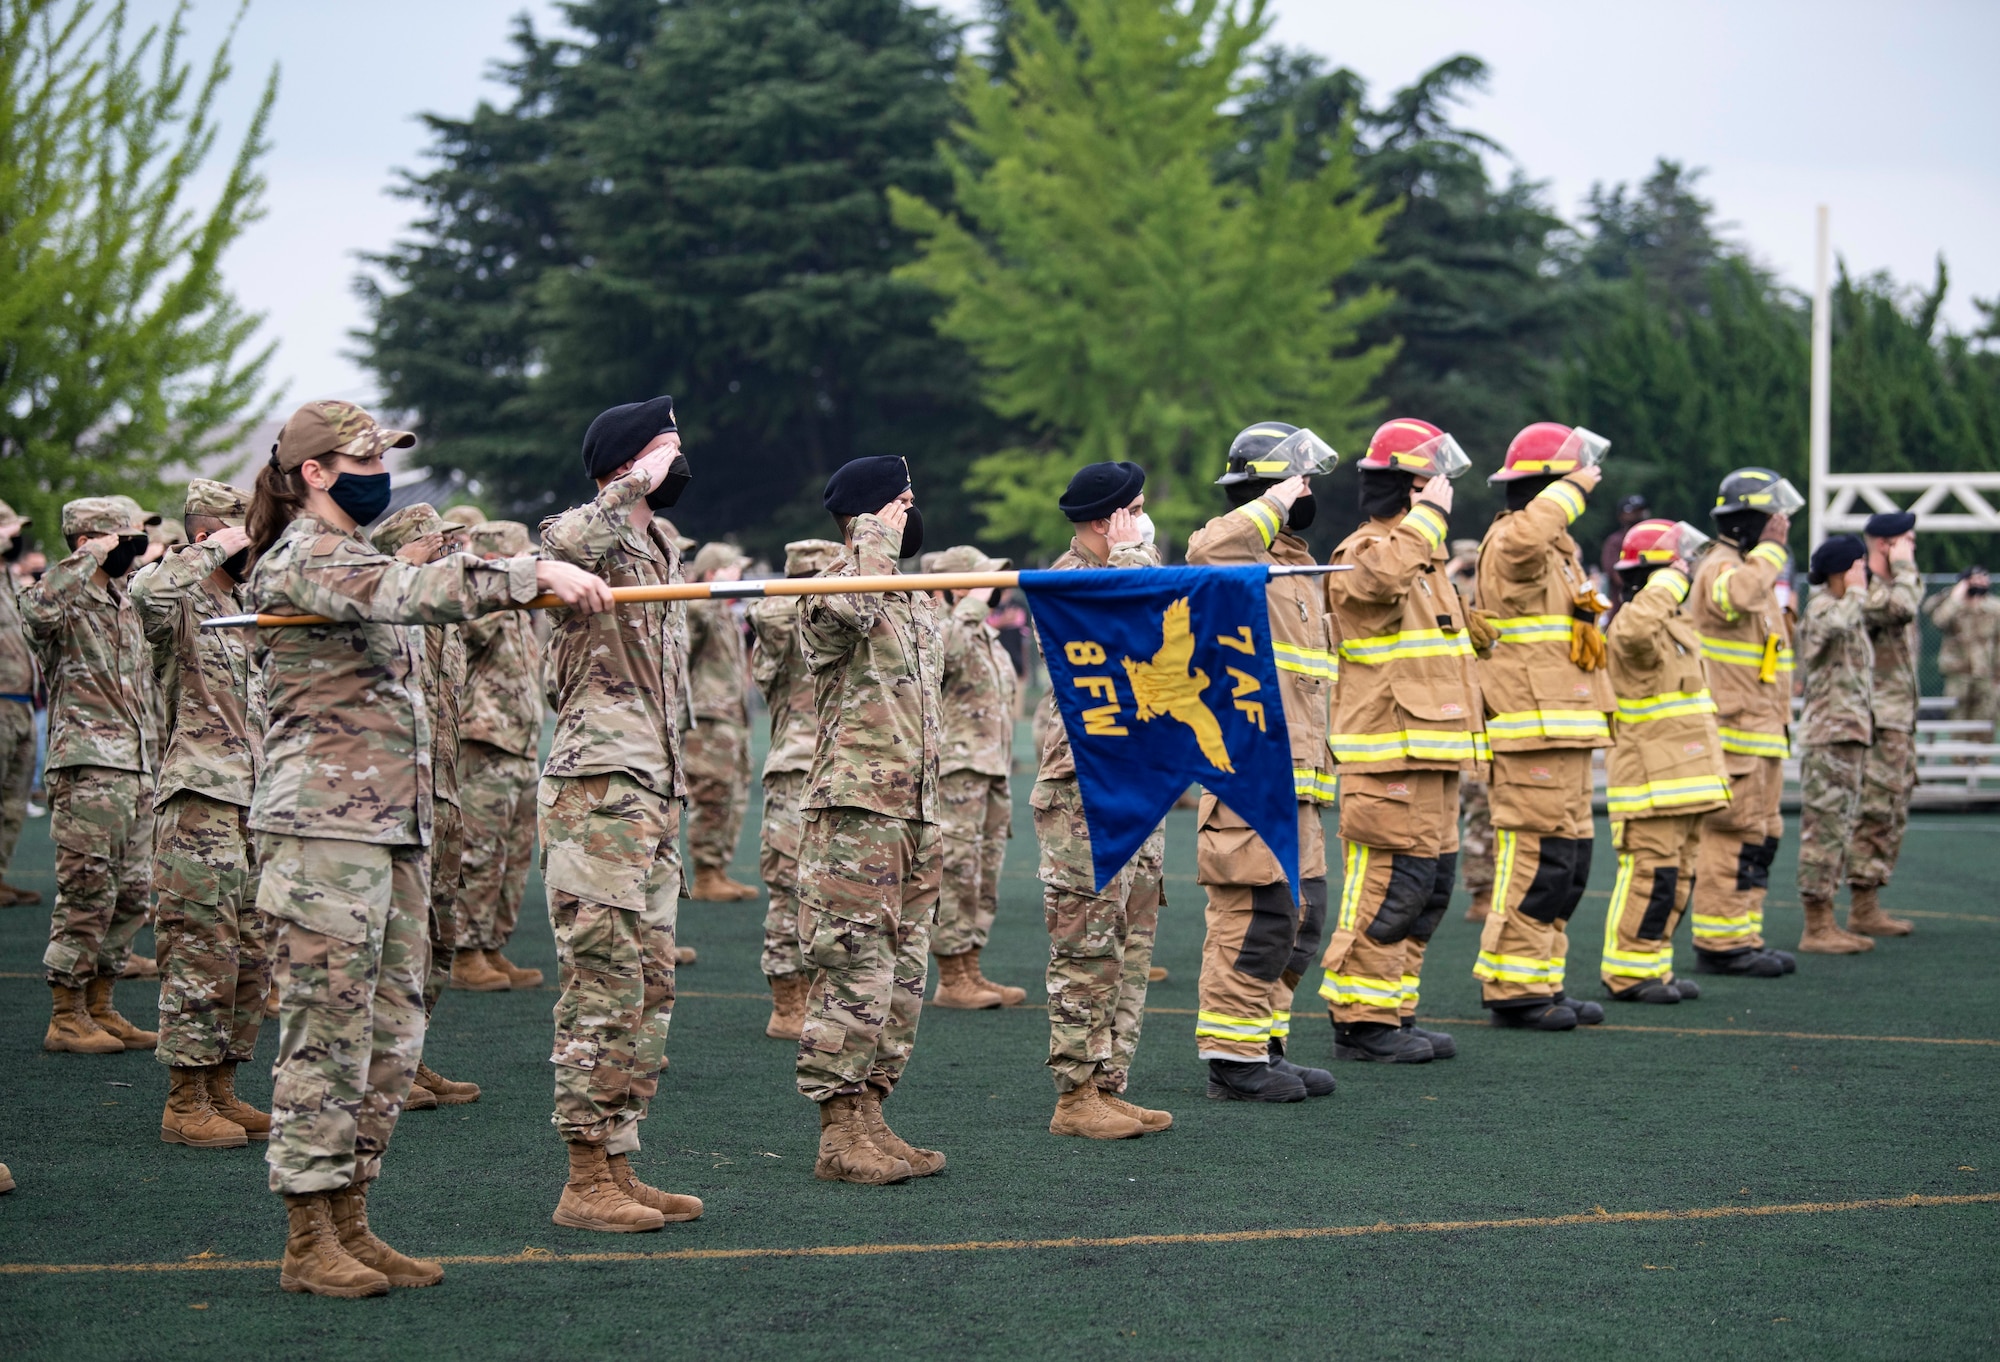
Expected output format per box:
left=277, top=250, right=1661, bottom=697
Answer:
left=1285, top=494, right=1316, bottom=533
left=646, top=453, right=693, bottom=510
left=898, top=506, right=924, bottom=560
left=100, top=536, right=146, bottom=578
left=221, top=548, right=251, bottom=583
left=1, top=538, right=22, bottom=563
left=1357, top=469, right=1416, bottom=521
left=1968, top=583, right=1989, bottom=598
left=328, top=471, right=393, bottom=526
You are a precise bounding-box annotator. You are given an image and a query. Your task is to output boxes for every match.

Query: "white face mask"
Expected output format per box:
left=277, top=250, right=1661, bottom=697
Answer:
left=1134, top=511, right=1157, bottom=548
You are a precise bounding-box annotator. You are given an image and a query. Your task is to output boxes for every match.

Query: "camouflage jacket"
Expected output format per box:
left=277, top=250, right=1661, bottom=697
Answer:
left=248, top=514, right=539, bottom=846
left=0, top=574, right=33, bottom=697
left=1798, top=587, right=1874, bottom=747
left=539, top=470, right=688, bottom=799
left=131, top=541, right=262, bottom=808
left=460, top=608, right=544, bottom=759
left=939, top=593, right=1017, bottom=778
left=1928, top=589, right=2000, bottom=682
left=687, top=598, right=749, bottom=726
left=418, top=620, right=468, bottom=806
left=750, top=596, right=816, bottom=777
left=1037, top=535, right=1157, bottom=782
left=799, top=513, right=944, bottom=822
left=1861, top=559, right=1921, bottom=733
left=20, top=545, right=157, bottom=774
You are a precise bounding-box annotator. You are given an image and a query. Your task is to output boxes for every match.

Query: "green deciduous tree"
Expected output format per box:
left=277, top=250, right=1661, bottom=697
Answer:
left=0, top=0, right=275, bottom=539
left=890, top=0, right=1392, bottom=554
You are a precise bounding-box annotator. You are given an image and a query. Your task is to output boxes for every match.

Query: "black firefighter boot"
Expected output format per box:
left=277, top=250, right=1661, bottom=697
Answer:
left=1206, top=1058, right=1307, bottom=1103
left=1266, top=1037, right=1335, bottom=1096
left=1552, top=994, right=1606, bottom=1025
left=1693, top=947, right=1787, bottom=978
left=1400, top=1017, right=1456, bottom=1058
left=1608, top=978, right=1681, bottom=1005
left=1332, top=1021, right=1434, bottom=1063
left=1487, top=998, right=1578, bottom=1031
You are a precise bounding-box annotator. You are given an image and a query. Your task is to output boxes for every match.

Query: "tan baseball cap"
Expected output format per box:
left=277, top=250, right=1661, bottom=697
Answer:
left=184, top=479, right=252, bottom=526
left=62, top=497, right=148, bottom=538
left=0, top=498, right=30, bottom=531
left=150, top=517, right=188, bottom=548
left=692, top=540, right=750, bottom=579
left=108, top=495, right=162, bottom=529
left=441, top=504, right=486, bottom=528
left=370, top=503, right=445, bottom=557
left=923, top=544, right=1012, bottom=575
left=273, top=400, right=414, bottom=472
left=783, top=538, right=845, bottom=577
left=468, top=519, right=529, bottom=556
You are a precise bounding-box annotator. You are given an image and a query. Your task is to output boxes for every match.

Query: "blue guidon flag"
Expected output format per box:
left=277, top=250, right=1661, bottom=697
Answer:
left=1022, top=565, right=1300, bottom=896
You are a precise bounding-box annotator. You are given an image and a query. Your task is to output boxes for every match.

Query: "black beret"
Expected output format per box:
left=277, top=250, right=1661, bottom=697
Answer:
left=582, top=397, right=676, bottom=480
left=1807, top=534, right=1866, bottom=585
left=1058, top=461, right=1146, bottom=523
left=1864, top=511, right=1915, bottom=538
left=823, top=456, right=912, bottom=516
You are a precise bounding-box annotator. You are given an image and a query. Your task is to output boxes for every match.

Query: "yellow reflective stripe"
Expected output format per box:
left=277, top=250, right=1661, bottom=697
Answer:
left=1700, top=637, right=1793, bottom=674
left=1537, top=479, right=1586, bottom=523
left=1602, top=851, right=1637, bottom=964
left=1691, top=911, right=1758, bottom=942
left=1273, top=641, right=1340, bottom=680
left=1717, top=726, right=1790, bottom=758
left=1337, top=843, right=1369, bottom=932
left=1194, top=1010, right=1276, bottom=1040
left=1399, top=973, right=1420, bottom=1009
left=1473, top=731, right=1491, bottom=762
left=1491, top=829, right=1519, bottom=922
left=1270, top=1009, right=1292, bottom=1039
left=1317, top=973, right=1403, bottom=1006
left=1236, top=499, right=1281, bottom=548
left=1405, top=503, right=1447, bottom=549
left=1328, top=729, right=1481, bottom=763
left=1294, top=768, right=1340, bottom=802
left=1473, top=950, right=1563, bottom=983
left=1651, top=567, right=1690, bottom=603
left=1710, top=568, right=1742, bottom=623
left=1748, top=541, right=1789, bottom=571
left=1488, top=614, right=1574, bottom=645
left=1616, top=690, right=1717, bottom=722
left=1605, top=775, right=1730, bottom=816
left=1485, top=709, right=1612, bottom=741
left=1337, top=628, right=1475, bottom=664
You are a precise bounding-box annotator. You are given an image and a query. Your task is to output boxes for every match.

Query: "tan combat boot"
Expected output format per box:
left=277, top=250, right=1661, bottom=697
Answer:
left=404, top=1081, right=439, bottom=1111
left=119, top=952, right=158, bottom=979
left=1097, top=1088, right=1174, bottom=1132
left=43, top=983, right=125, bottom=1054
left=486, top=949, right=543, bottom=988
left=160, top=1067, right=248, bottom=1148
left=85, top=977, right=157, bottom=1049
left=1798, top=895, right=1873, bottom=953
left=280, top=1192, right=389, bottom=1298
left=1847, top=884, right=1913, bottom=937
left=207, top=1062, right=272, bottom=1140
left=329, top=1181, right=444, bottom=1287
left=450, top=948, right=511, bottom=992
left=605, top=1153, right=704, bottom=1221
left=966, top=947, right=1027, bottom=1006
left=414, top=1062, right=480, bottom=1105
left=690, top=868, right=758, bottom=902
left=1147, top=966, right=1168, bottom=983
left=857, top=1088, right=945, bottom=1177
left=675, top=945, right=698, bottom=965
left=0, top=879, right=41, bottom=906
left=552, top=1142, right=666, bottom=1232
left=931, top=952, right=1004, bottom=1009
left=814, top=1094, right=913, bottom=1185
left=265, top=987, right=281, bottom=1019
left=1465, top=888, right=1492, bottom=923
left=0, top=1161, right=14, bottom=1193
left=1049, top=1084, right=1145, bottom=1140
left=765, top=973, right=808, bottom=1040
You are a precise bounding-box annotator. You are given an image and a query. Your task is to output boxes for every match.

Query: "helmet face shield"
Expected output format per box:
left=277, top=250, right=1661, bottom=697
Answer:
left=1408, top=432, right=1472, bottom=479
left=1673, top=520, right=1713, bottom=563
left=1558, top=426, right=1611, bottom=470
left=1758, top=477, right=1806, bottom=516
left=1247, top=427, right=1339, bottom=480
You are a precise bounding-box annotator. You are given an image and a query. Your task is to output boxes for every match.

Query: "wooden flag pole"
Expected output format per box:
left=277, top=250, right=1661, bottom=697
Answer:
left=201, top=564, right=1349, bottom=629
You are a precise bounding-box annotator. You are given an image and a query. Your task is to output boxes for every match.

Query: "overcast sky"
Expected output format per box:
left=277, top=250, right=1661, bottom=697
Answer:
left=166, top=0, right=1999, bottom=407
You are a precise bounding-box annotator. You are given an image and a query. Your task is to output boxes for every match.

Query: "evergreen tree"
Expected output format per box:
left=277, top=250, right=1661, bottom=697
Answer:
left=892, top=0, right=1393, bottom=554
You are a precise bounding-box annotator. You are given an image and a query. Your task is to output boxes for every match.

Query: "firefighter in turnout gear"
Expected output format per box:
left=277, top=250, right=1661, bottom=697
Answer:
left=1319, top=418, right=1484, bottom=1062
left=1687, top=468, right=1802, bottom=979
left=1472, top=422, right=1616, bottom=1031
left=1600, top=520, right=1730, bottom=1003
left=1188, top=423, right=1338, bottom=1102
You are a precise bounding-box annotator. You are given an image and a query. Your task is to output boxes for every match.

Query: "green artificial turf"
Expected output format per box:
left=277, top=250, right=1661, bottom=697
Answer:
left=1, top=724, right=1997, bottom=1360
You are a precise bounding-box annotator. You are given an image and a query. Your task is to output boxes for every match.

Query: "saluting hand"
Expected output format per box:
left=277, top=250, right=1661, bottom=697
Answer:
left=1760, top=512, right=1792, bottom=545
left=631, top=433, right=683, bottom=491
left=1414, top=477, right=1454, bottom=516
left=206, top=526, right=252, bottom=557
left=79, top=533, right=119, bottom=562
left=1567, top=465, right=1604, bottom=494
left=1263, top=475, right=1309, bottom=512
left=537, top=560, right=615, bottom=615
left=1105, top=505, right=1142, bottom=547
left=875, top=499, right=908, bottom=535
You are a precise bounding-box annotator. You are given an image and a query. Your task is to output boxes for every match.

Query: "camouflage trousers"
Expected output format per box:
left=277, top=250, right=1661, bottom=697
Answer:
left=153, top=791, right=269, bottom=1068
left=684, top=717, right=751, bottom=874
left=260, top=836, right=429, bottom=1195
left=1033, top=777, right=1165, bottom=1092
left=1600, top=813, right=1700, bottom=992
left=1850, top=728, right=1917, bottom=890
left=0, top=699, right=34, bottom=879
left=932, top=770, right=1011, bottom=958
left=455, top=740, right=537, bottom=952
left=759, top=771, right=806, bottom=979
left=43, top=765, right=152, bottom=986
left=794, top=805, right=940, bottom=1104
left=422, top=799, right=465, bottom=1015
left=1796, top=742, right=1867, bottom=901
left=1458, top=776, right=1494, bottom=894
left=1946, top=676, right=2000, bottom=733
left=539, top=773, right=681, bottom=1152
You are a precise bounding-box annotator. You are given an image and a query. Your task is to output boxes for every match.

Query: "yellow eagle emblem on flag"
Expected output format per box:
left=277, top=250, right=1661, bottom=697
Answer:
left=1121, top=597, right=1234, bottom=773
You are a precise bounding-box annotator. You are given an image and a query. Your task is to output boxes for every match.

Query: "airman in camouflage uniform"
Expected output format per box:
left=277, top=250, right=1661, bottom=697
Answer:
left=921, top=545, right=1024, bottom=1010
left=1794, top=536, right=1877, bottom=953
left=1928, top=569, right=2000, bottom=734
left=1849, top=517, right=1922, bottom=936
left=795, top=457, right=946, bottom=1185
left=22, top=496, right=159, bottom=1055
left=684, top=540, right=757, bottom=901
left=453, top=519, right=545, bottom=989
left=0, top=500, right=40, bottom=908
left=131, top=479, right=274, bottom=1146
left=538, top=396, right=704, bottom=1233
left=748, top=537, right=845, bottom=1039
left=370, top=505, right=483, bottom=1109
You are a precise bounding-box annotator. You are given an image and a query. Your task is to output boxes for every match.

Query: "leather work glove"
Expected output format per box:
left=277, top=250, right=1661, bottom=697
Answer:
left=1464, top=608, right=1500, bottom=658
left=1570, top=619, right=1608, bottom=672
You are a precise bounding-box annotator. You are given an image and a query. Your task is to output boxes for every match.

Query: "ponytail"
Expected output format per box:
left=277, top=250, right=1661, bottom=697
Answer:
left=248, top=457, right=309, bottom=561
